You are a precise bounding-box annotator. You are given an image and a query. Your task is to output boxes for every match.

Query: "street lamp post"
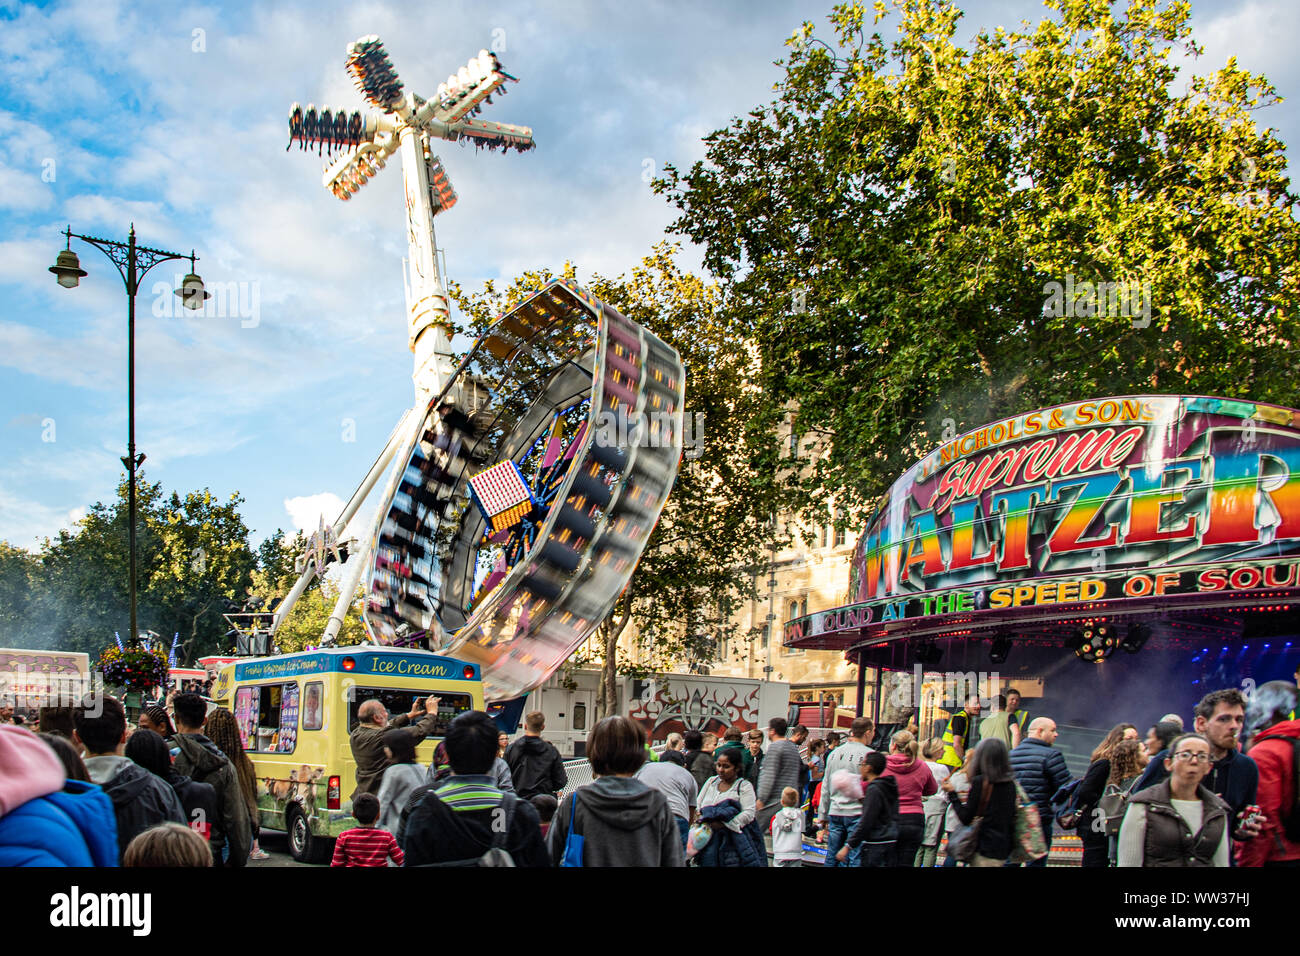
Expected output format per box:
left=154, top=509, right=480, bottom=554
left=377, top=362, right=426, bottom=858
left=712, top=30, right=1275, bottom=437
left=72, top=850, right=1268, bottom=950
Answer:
left=49, top=224, right=209, bottom=645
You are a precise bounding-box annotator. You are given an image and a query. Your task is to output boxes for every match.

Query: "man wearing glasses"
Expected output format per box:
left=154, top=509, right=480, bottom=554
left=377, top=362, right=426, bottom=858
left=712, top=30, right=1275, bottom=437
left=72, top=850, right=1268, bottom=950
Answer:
left=1132, top=688, right=1263, bottom=851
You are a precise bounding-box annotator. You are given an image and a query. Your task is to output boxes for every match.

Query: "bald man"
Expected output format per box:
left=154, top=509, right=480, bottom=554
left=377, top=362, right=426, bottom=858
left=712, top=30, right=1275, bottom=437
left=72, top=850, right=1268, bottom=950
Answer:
left=1009, top=716, right=1071, bottom=867
left=349, top=695, right=440, bottom=800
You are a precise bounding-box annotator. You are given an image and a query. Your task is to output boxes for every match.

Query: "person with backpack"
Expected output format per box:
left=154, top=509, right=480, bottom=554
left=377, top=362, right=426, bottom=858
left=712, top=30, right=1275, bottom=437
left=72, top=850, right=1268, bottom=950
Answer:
left=402, top=711, right=547, bottom=866
left=1103, top=740, right=1148, bottom=865
left=1238, top=681, right=1299, bottom=868
left=1073, top=723, right=1137, bottom=867
left=548, top=716, right=684, bottom=867
left=943, top=737, right=1019, bottom=867
left=169, top=693, right=252, bottom=867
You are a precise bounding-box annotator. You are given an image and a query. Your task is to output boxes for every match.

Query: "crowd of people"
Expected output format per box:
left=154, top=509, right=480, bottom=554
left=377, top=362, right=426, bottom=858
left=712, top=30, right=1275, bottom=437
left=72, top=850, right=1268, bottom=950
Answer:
left=0, top=671, right=1296, bottom=868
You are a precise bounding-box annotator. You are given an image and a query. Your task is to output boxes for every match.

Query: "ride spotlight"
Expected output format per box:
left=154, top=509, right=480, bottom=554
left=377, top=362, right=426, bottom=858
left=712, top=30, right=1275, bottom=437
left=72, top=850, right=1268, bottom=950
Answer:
left=989, top=634, right=1012, bottom=665
left=1121, top=623, right=1151, bottom=654
left=1074, top=623, right=1115, bottom=663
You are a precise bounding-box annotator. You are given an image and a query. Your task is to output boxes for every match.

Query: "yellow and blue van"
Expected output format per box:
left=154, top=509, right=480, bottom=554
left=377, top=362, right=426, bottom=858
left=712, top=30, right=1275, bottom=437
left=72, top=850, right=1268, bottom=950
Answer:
left=210, top=646, right=484, bottom=862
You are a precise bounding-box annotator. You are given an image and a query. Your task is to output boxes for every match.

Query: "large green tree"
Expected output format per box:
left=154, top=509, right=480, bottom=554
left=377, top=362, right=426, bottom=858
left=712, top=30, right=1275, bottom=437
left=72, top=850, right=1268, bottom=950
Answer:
left=145, top=489, right=258, bottom=664
left=659, top=0, right=1300, bottom=524
left=450, top=244, right=780, bottom=714
left=8, top=476, right=264, bottom=662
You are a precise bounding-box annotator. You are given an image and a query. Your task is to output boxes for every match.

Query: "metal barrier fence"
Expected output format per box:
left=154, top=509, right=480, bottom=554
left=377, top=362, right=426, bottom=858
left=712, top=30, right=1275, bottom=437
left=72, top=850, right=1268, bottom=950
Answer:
left=556, top=745, right=666, bottom=801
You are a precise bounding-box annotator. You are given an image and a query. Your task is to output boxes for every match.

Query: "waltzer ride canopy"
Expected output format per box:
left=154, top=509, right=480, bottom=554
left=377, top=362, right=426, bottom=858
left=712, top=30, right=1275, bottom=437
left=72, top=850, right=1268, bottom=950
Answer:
left=785, top=395, right=1300, bottom=658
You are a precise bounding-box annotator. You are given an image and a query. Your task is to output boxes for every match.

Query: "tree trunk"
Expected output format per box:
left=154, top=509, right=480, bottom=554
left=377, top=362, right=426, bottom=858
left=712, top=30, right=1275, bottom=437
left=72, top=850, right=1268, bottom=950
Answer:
left=594, top=595, right=633, bottom=720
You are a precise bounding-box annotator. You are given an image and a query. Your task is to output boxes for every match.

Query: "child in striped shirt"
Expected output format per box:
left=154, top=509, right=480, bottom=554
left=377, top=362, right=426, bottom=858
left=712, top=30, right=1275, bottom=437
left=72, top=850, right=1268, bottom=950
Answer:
left=331, top=793, right=404, bottom=867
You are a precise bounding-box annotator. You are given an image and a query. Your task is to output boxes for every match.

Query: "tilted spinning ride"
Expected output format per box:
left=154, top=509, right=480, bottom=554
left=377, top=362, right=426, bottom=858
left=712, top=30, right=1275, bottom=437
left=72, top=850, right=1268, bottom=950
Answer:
left=273, top=37, right=683, bottom=700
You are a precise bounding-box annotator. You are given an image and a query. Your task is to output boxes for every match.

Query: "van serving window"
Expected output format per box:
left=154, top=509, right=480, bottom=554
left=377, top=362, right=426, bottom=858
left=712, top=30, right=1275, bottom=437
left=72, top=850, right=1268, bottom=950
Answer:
left=233, top=682, right=300, bottom=753
left=347, top=688, right=474, bottom=736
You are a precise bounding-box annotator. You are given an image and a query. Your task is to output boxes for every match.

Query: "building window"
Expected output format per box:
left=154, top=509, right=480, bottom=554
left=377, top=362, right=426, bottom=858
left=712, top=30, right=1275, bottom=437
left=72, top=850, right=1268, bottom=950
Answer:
left=835, top=526, right=846, bottom=547
left=787, top=599, right=800, bottom=622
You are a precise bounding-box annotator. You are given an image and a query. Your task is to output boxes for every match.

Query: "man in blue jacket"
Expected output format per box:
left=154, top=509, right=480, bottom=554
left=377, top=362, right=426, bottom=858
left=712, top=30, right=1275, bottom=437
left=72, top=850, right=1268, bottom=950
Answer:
left=1009, top=717, right=1071, bottom=867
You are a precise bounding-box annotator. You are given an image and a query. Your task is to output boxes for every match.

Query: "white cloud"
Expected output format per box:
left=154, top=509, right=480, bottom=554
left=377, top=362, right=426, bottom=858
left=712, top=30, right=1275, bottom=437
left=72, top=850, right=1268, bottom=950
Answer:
left=284, top=492, right=346, bottom=532
left=0, top=483, right=88, bottom=548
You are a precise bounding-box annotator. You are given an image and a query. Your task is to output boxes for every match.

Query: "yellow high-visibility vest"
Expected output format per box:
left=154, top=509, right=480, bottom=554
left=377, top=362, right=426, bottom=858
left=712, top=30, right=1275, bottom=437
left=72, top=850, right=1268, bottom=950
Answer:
left=939, top=709, right=973, bottom=768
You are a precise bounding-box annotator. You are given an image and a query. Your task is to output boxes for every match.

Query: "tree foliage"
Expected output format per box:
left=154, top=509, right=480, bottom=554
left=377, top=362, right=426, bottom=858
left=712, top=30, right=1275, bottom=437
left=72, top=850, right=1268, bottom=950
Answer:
left=0, top=475, right=284, bottom=664
left=659, top=0, right=1300, bottom=525
left=272, top=581, right=367, bottom=653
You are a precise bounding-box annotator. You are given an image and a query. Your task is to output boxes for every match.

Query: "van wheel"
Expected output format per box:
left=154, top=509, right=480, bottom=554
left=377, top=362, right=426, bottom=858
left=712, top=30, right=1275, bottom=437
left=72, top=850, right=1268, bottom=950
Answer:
left=286, top=805, right=329, bottom=864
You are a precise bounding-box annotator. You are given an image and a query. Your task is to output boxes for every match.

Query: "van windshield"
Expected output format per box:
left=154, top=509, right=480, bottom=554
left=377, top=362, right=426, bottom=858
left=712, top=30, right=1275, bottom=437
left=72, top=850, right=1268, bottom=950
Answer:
left=347, top=688, right=473, bottom=736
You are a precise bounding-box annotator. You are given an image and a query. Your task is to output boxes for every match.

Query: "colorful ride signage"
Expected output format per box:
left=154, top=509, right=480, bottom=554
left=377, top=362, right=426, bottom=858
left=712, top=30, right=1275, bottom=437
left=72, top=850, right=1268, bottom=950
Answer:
left=785, top=395, right=1300, bottom=649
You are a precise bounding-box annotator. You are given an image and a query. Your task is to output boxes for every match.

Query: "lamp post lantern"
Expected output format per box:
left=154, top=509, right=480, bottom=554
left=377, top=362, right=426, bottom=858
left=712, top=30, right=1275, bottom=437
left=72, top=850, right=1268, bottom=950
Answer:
left=49, top=224, right=208, bottom=645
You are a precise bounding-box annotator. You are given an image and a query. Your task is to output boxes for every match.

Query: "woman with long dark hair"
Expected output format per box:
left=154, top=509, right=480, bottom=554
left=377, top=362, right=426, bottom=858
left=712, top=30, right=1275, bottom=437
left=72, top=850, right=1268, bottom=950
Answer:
left=693, top=746, right=766, bottom=867
left=125, top=729, right=219, bottom=862
left=1075, top=723, right=1137, bottom=867
left=376, top=727, right=425, bottom=835
left=941, top=737, right=1018, bottom=866
left=204, top=708, right=268, bottom=861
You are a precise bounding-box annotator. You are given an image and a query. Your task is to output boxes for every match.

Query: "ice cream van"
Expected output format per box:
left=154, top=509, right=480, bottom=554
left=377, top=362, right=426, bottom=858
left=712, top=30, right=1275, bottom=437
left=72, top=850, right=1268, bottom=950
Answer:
left=210, top=645, right=484, bottom=862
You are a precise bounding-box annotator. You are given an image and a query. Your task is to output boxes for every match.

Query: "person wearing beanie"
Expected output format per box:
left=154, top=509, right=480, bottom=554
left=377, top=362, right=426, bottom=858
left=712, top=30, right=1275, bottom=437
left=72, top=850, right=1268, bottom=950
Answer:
left=0, top=724, right=119, bottom=866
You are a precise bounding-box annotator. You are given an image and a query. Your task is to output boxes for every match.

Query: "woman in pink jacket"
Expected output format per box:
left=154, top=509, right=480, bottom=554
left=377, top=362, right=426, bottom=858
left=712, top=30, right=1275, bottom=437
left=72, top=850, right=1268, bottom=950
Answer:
left=884, top=730, right=937, bottom=867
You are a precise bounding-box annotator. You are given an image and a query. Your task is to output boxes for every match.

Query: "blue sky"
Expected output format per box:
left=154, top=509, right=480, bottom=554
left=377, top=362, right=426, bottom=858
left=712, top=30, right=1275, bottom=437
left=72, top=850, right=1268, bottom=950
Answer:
left=1, top=0, right=1296, bottom=553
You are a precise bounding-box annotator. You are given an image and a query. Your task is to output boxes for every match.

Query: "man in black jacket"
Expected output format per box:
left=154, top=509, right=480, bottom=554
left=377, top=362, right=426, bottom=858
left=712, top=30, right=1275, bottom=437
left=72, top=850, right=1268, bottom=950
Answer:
left=402, top=711, right=548, bottom=866
left=75, top=694, right=186, bottom=862
left=503, top=711, right=567, bottom=800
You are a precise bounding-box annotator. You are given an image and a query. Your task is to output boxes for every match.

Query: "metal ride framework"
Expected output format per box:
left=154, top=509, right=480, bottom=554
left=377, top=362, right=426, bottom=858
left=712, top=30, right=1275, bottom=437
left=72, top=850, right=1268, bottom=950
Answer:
left=268, top=37, right=684, bottom=700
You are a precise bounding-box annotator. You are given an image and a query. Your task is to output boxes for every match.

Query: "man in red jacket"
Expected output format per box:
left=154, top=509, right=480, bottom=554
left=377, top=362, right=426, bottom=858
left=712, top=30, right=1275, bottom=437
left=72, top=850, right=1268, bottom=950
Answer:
left=1239, top=681, right=1300, bottom=868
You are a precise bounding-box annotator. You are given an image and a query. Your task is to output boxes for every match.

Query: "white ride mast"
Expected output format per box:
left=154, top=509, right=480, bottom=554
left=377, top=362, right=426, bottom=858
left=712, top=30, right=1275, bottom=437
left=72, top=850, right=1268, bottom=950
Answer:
left=268, top=37, right=535, bottom=645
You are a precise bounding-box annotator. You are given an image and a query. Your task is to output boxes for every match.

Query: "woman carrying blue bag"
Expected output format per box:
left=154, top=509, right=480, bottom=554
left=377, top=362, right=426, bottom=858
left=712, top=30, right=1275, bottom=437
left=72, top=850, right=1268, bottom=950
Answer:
left=548, top=716, right=684, bottom=867
left=693, top=749, right=768, bottom=867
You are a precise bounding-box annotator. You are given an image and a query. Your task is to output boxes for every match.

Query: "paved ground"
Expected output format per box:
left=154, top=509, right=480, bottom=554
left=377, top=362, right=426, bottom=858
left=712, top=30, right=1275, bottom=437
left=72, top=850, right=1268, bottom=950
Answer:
left=248, top=829, right=316, bottom=867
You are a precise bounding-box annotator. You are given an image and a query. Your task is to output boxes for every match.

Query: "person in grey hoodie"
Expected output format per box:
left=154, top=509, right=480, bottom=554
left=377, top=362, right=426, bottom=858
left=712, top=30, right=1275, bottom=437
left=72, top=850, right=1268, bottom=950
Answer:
left=756, top=717, right=803, bottom=831
left=73, top=694, right=184, bottom=862
left=548, top=716, right=684, bottom=867
left=817, top=716, right=874, bottom=867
